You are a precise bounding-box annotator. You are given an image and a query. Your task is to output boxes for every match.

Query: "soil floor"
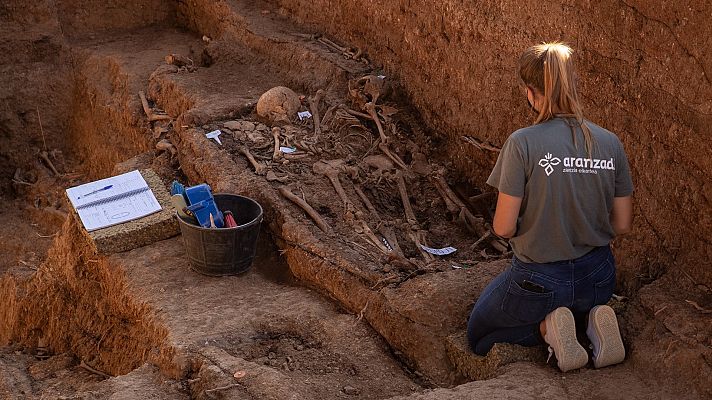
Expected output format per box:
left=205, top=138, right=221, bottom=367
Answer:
left=1, top=1, right=710, bottom=399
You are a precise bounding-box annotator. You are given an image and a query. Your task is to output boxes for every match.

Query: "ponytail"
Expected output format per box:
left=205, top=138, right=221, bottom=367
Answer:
left=519, top=42, right=594, bottom=155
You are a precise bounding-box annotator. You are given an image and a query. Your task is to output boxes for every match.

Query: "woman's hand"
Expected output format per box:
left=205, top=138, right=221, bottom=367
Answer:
left=492, top=192, right=523, bottom=238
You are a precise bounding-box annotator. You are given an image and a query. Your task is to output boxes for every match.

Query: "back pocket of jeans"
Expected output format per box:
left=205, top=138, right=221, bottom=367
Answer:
left=501, top=279, right=554, bottom=324
left=593, top=263, right=616, bottom=305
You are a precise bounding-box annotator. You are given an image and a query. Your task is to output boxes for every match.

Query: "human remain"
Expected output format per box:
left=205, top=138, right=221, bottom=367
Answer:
left=466, top=42, right=634, bottom=372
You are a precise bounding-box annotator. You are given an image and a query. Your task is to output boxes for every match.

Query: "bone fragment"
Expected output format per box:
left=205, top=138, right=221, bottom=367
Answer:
left=395, top=171, right=434, bottom=262
left=340, top=105, right=371, bottom=120
left=283, top=153, right=309, bottom=160
left=470, top=230, right=492, bottom=249
left=308, top=89, right=324, bottom=137
left=155, top=139, right=177, bottom=156
left=240, top=146, right=266, bottom=175
left=433, top=173, right=487, bottom=236
left=318, top=37, right=347, bottom=52
left=271, top=127, right=281, bottom=161
left=357, top=75, right=385, bottom=105
left=138, top=91, right=171, bottom=121
left=354, top=186, right=379, bottom=218
left=354, top=186, right=405, bottom=258
left=365, top=102, right=408, bottom=170
left=432, top=177, right=459, bottom=214
left=409, top=231, right=435, bottom=262
left=313, top=160, right=351, bottom=207
left=364, top=102, right=388, bottom=142
left=396, top=171, right=417, bottom=224
left=39, top=151, right=59, bottom=176
left=79, top=360, right=111, bottom=378
left=463, top=136, right=501, bottom=153
left=321, top=103, right=339, bottom=127
left=279, top=186, right=330, bottom=232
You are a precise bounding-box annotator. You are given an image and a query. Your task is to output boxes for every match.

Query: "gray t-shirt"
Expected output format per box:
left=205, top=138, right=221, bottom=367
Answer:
left=487, top=117, right=634, bottom=263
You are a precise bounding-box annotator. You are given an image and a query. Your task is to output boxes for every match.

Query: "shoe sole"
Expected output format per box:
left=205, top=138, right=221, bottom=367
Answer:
left=545, top=307, right=589, bottom=372
left=587, top=305, right=625, bottom=368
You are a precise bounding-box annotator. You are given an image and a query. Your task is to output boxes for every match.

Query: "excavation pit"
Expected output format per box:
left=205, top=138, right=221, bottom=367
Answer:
left=0, top=0, right=710, bottom=399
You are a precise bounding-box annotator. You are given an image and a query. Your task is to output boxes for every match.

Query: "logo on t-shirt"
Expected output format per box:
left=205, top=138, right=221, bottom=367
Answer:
left=539, top=153, right=616, bottom=176
left=538, top=153, right=561, bottom=176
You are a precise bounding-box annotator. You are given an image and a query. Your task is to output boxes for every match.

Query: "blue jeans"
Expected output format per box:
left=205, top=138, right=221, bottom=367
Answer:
left=467, top=245, right=616, bottom=355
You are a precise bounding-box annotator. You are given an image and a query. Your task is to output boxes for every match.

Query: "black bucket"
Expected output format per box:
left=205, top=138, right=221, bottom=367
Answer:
left=176, top=193, right=263, bottom=276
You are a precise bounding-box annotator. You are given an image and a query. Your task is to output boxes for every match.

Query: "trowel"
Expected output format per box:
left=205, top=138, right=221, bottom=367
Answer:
left=171, top=194, right=196, bottom=223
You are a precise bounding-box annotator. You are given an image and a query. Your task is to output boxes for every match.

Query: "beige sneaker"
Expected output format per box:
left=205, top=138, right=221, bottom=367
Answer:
left=543, top=307, right=589, bottom=372
left=586, top=305, right=626, bottom=368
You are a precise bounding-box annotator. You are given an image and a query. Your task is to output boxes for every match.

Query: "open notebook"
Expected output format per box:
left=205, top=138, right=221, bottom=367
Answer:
left=66, top=170, right=162, bottom=232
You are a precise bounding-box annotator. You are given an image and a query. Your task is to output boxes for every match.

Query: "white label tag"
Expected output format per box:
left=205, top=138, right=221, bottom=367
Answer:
left=297, top=111, right=312, bottom=120
left=420, top=245, right=457, bottom=256
left=206, top=130, right=222, bottom=145
left=279, top=146, right=297, bottom=154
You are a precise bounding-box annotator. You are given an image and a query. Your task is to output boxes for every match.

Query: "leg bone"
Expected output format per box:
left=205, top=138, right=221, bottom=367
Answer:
left=279, top=186, right=331, bottom=232
left=271, top=127, right=282, bottom=161
left=240, top=146, right=266, bottom=175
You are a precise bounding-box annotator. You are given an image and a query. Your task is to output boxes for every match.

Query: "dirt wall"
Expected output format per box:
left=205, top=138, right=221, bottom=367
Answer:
left=0, top=216, right=175, bottom=376
left=55, top=0, right=176, bottom=37
left=272, top=0, right=712, bottom=290
left=0, top=2, right=73, bottom=194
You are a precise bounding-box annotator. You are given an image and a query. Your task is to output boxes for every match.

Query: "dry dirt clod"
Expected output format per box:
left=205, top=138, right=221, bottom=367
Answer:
left=279, top=186, right=331, bottom=232
left=240, top=146, right=266, bottom=175
left=256, top=86, right=301, bottom=126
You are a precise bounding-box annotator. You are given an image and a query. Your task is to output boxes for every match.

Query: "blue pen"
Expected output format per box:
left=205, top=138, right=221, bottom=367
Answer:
left=78, top=185, right=113, bottom=199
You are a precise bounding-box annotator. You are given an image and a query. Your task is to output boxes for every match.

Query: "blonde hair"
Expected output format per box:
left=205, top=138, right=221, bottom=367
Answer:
left=519, top=42, right=593, bottom=155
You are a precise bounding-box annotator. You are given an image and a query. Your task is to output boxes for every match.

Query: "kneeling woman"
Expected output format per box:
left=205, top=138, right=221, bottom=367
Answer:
left=467, top=42, right=633, bottom=372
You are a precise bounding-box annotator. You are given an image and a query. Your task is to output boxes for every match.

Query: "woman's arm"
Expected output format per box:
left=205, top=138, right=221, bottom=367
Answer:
left=492, top=192, right=523, bottom=238
left=610, top=196, right=633, bottom=235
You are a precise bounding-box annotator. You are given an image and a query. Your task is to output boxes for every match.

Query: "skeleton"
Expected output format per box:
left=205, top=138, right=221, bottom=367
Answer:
left=240, top=146, right=266, bottom=175
left=396, top=171, right=435, bottom=263
left=278, top=186, right=330, bottom=232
